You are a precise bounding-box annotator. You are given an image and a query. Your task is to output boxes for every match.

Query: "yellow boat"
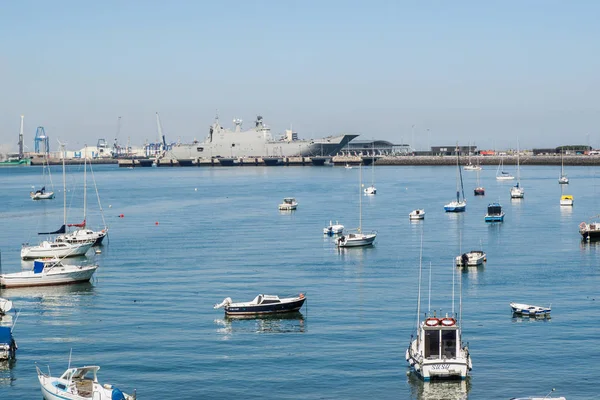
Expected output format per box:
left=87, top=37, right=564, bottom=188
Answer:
left=560, top=195, right=574, bottom=206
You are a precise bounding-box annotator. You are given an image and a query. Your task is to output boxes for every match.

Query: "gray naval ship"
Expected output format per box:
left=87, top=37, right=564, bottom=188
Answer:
left=165, top=115, right=358, bottom=162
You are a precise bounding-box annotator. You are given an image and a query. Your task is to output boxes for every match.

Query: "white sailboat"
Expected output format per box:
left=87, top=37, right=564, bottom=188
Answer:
left=444, top=145, right=466, bottom=212
left=406, top=244, right=472, bottom=380
left=21, top=143, right=93, bottom=260
left=510, top=142, right=524, bottom=198
left=363, top=143, right=376, bottom=195
left=463, top=143, right=481, bottom=171
left=496, top=156, right=515, bottom=180
left=30, top=153, right=55, bottom=200
left=336, top=163, right=377, bottom=247
left=559, top=150, right=569, bottom=184
left=56, top=147, right=108, bottom=246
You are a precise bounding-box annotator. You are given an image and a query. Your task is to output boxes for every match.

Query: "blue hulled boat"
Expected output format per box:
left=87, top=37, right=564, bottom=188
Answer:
left=485, top=202, right=505, bottom=222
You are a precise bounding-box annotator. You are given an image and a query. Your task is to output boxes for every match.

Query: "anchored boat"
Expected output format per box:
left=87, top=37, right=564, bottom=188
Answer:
left=485, top=202, right=505, bottom=222
left=214, top=293, right=306, bottom=316
left=510, top=302, right=551, bottom=318
left=1, top=258, right=98, bottom=288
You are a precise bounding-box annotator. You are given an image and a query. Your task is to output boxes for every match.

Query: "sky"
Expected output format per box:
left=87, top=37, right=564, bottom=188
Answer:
left=1, top=1, right=599, bottom=153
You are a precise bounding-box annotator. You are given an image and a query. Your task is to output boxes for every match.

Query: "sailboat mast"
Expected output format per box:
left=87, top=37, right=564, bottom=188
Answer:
left=359, top=161, right=362, bottom=232
left=452, top=258, right=455, bottom=314
left=517, top=140, right=520, bottom=184
left=62, top=143, right=66, bottom=226
left=372, top=141, right=375, bottom=186
left=428, top=262, right=432, bottom=312
left=416, top=233, right=423, bottom=328
left=83, top=146, right=87, bottom=227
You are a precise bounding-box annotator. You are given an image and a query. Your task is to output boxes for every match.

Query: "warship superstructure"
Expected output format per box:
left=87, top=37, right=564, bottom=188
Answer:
left=165, top=115, right=357, bottom=161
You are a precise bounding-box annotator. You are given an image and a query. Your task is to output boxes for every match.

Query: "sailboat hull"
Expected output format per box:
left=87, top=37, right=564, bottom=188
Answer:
left=336, top=232, right=376, bottom=247
left=444, top=202, right=466, bottom=212
left=30, top=192, right=55, bottom=200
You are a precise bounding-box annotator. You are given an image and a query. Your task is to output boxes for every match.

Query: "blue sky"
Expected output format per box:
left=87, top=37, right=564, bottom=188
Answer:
left=1, top=1, right=599, bottom=152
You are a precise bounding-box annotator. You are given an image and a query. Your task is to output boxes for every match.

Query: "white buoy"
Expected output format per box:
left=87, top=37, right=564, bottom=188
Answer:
left=108, top=205, right=112, bottom=208
left=95, top=249, right=102, bottom=254
left=194, top=188, right=198, bottom=191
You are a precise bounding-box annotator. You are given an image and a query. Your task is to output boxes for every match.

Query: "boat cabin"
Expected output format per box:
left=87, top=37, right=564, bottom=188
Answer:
left=487, top=203, right=502, bottom=216
left=423, top=318, right=458, bottom=359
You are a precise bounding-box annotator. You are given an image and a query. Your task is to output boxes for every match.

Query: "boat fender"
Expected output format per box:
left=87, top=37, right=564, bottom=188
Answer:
left=425, top=318, right=440, bottom=327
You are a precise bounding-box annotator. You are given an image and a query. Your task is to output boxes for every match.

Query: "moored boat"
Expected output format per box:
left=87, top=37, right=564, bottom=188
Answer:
left=510, top=302, right=551, bottom=318
left=511, top=388, right=566, bottom=400
left=21, top=240, right=93, bottom=260
left=406, top=252, right=472, bottom=381
left=30, top=186, right=55, bottom=200
left=278, top=197, right=298, bottom=210
left=0, top=326, right=16, bottom=360
left=214, top=293, right=306, bottom=316
left=560, top=195, right=573, bottom=206
left=579, top=218, right=600, bottom=241
left=0, top=258, right=98, bottom=288
left=455, top=250, right=486, bottom=267
left=409, top=209, right=425, bottom=220
left=444, top=145, right=467, bottom=212
left=36, top=364, right=136, bottom=400
left=485, top=202, right=505, bottom=222
left=323, top=221, right=344, bottom=235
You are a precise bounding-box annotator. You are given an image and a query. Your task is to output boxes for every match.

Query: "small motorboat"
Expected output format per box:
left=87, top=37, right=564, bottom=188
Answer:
left=30, top=186, right=55, bottom=200
left=214, top=293, right=306, bottom=316
left=409, top=209, right=425, bottom=220
left=278, top=197, right=298, bottom=211
left=455, top=250, right=486, bottom=267
left=323, top=221, right=344, bottom=235
left=560, top=195, right=573, bottom=206
left=510, top=302, right=551, bottom=318
left=485, top=202, right=505, bottom=222
left=0, top=298, right=13, bottom=315
left=511, top=388, right=566, bottom=400
left=0, top=258, right=98, bottom=288
left=37, top=364, right=136, bottom=400
left=474, top=186, right=485, bottom=196
left=0, top=326, right=16, bottom=361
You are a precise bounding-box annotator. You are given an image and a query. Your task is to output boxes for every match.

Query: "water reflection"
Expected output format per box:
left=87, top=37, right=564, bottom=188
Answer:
left=406, top=371, right=470, bottom=400
left=559, top=205, right=573, bottom=219
left=214, top=312, right=306, bottom=335
left=0, top=359, right=16, bottom=388
left=336, top=245, right=375, bottom=263
left=511, top=313, right=551, bottom=323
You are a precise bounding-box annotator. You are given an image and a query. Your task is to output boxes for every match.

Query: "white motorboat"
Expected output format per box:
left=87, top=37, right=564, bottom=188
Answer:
left=409, top=209, right=425, bottom=220
left=278, top=197, right=298, bottom=210
left=21, top=240, right=93, bottom=260
left=560, top=195, right=573, bottom=206
left=1, top=258, right=98, bottom=288
left=37, top=364, right=136, bottom=400
left=511, top=388, right=566, bottom=400
left=0, top=298, right=13, bottom=315
left=337, top=161, right=377, bottom=247
left=56, top=146, right=108, bottom=246
left=406, top=251, right=472, bottom=380
left=323, top=221, right=344, bottom=235
left=455, top=250, right=486, bottom=267
left=363, top=185, right=377, bottom=195
left=510, top=302, right=551, bottom=318
left=30, top=187, right=55, bottom=200
left=496, top=156, right=515, bottom=180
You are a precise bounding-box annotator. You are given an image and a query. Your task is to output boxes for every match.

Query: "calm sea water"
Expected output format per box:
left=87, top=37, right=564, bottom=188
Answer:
left=0, top=163, right=598, bottom=400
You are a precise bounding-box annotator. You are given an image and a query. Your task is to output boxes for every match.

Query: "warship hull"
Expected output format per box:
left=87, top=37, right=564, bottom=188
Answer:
left=164, top=116, right=358, bottom=161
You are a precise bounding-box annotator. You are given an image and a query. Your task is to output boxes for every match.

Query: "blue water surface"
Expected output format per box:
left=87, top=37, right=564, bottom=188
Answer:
left=0, top=163, right=598, bottom=399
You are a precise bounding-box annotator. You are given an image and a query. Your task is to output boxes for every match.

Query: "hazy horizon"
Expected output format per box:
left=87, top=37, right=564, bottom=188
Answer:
left=1, top=1, right=599, bottom=153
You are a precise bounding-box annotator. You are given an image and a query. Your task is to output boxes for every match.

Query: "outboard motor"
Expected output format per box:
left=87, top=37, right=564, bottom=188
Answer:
left=461, top=253, right=469, bottom=266
left=214, top=297, right=233, bottom=309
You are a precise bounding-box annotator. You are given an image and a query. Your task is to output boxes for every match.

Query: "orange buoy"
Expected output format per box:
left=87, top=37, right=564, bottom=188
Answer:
left=155, top=221, right=159, bottom=225
left=119, top=214, right=124, bottom=218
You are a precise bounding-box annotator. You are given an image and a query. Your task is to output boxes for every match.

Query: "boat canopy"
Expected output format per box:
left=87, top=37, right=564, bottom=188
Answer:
left=33, top=260, right=45, bottom=274
left=487, top=204, right=502, bottom=215
left=0, top=327, right=13, bottom=344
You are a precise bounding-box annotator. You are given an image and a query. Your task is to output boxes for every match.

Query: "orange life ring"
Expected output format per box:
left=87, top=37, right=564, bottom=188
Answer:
left=425, top=318, right=440, bottom=327
left=440, top=318, right=456, bottom=326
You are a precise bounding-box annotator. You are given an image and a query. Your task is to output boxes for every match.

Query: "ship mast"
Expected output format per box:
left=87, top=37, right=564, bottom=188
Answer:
left=18, top=115, right=24, bottom=159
